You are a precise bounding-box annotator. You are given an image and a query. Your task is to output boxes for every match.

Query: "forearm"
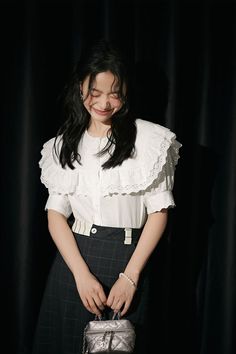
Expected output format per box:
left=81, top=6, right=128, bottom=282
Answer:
left=47, top=209, right=90, bottom=279
left=124, top=210, right=168, bottom=283
left=47, top=209, right=107, bottom=315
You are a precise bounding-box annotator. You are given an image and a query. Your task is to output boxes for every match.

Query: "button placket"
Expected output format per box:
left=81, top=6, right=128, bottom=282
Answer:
left=94, top=138, right=104, bottom=225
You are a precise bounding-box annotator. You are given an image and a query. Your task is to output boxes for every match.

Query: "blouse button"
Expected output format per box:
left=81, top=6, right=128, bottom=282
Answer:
left=91, top=227, right=97, bottom=234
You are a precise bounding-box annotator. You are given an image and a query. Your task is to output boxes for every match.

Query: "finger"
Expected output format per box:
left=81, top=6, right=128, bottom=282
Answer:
left=87, top=297, right=101, bottom=316
left=106, top=294, right=115, bottom=308
left=113, top=304, right=122, bottom=313
left=82, top=298, right=94, bottom=314
left=120, top=300, right=131, bottom=317
left=98, top=290, right=107, bottom=305
left=93, top=294, right=105, bottom=311
left=111, top=299, right=122, bottom=313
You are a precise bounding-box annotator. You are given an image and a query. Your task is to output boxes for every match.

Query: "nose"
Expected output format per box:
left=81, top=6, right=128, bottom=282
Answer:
left=99, top=94, right=111, bottom=109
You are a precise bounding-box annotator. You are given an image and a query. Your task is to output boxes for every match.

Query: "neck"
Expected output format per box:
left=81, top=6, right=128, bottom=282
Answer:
left=87, top=119, right=111, bottom=137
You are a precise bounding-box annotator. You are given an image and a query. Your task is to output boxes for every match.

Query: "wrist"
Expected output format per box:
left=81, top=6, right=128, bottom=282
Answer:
left=123, top=268, right=140, bottom=284
left=73, top=264, right=90, bottom=281
left=119, top=272, right=138, bottom=290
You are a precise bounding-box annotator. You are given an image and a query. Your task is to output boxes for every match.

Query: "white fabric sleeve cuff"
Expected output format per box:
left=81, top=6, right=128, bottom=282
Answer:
left=144, top=190, right=176, bottom=214
left=45, top=194, right=72, bottom=218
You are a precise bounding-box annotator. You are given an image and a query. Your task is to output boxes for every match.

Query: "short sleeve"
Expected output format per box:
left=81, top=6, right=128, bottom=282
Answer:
left=144, top=143, right=179, bottom=213
left=45, top=193, right=72, bottom=218
left=39, top=137, right=73, bottom=218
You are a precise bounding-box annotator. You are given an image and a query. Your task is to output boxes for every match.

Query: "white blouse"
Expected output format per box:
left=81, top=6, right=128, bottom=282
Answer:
left=39, top=118, right=182, bottom=228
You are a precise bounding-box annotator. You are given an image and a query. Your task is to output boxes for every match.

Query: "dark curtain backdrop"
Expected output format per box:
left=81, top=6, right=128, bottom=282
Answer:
left=1, top=0, right=236, bottom=354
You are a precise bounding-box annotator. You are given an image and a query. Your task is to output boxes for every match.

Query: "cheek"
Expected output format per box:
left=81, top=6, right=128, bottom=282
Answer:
left=111, top=99, right=123, bottom=109
left=83, top=96, right=93, bottom=110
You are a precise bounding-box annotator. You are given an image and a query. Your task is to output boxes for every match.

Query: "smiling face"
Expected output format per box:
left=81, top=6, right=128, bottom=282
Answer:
left=81, top=71, right=125, bottom=125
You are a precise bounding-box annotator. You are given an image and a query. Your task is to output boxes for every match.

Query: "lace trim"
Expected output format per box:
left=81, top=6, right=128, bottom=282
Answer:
left=39, top=124, right=182, bottom=196
left=101, top=137, right=181, bottom=196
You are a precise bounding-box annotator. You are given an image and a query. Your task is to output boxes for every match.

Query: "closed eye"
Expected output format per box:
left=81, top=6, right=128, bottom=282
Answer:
left=109, top=92, right=120, bottom=99
left=89, top=88, right=120, bottom=99
left=89, top=88, right=101, bottom=97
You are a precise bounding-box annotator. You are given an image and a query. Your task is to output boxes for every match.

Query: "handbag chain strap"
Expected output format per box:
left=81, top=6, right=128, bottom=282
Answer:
left=82, top=324, right=89, bottom=354
left=112, top=311, right=121, bottom=320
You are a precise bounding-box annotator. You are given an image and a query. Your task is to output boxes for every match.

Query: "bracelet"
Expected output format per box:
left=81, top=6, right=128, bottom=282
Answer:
left=119, top=272, right=137, bottom=290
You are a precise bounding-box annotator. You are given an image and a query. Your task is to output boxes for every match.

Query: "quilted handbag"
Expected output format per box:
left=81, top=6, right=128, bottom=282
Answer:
left=82, top=312, right=136, bottom=353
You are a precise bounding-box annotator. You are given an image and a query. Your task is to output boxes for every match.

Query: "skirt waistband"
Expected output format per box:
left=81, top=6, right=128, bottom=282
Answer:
left=72, top=219, right=142, bottom=245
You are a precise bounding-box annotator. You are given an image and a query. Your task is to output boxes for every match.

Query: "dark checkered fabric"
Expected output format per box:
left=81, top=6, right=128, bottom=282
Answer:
left=32, top=225, right=150, bottom=354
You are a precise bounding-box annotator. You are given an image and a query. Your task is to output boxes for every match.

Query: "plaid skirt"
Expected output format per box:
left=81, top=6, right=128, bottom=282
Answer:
left=32, top=224, right=151, bottom=354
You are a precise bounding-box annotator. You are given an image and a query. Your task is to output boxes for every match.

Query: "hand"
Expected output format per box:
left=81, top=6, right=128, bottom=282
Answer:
left=74, top=272, right=107, bottom=316
left=106, top=276, right=137, bottom=317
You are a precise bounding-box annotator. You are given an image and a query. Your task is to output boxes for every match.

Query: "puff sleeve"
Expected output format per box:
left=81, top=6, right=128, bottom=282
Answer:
left=44, top=193, right=72, bottom=218
left=143, top=141, right=180, bottom=213
left=39, top=137, right=72, bottom=218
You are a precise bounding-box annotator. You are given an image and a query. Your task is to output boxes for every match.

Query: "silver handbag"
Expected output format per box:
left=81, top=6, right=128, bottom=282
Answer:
left=83, top=312, right=136, bottom=354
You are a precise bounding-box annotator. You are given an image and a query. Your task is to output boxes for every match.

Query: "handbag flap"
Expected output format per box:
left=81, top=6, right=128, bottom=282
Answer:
left=86, top=319, right=135, bottom=332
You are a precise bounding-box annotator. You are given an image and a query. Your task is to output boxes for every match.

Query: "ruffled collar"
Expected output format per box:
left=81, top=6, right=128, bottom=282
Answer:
left=39, top=119, right=182, bottom=197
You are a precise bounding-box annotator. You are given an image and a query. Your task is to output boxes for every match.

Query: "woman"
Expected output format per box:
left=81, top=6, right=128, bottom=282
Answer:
left=32, top=39, right=181, bottom=354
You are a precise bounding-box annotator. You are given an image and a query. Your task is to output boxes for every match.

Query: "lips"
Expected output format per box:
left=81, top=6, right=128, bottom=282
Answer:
left=92, top=107, right=113, bottom=116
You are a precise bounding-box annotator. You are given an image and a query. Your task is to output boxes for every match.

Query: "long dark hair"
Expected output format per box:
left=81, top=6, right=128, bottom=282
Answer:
left=55, top=39, right=137, bottom=170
